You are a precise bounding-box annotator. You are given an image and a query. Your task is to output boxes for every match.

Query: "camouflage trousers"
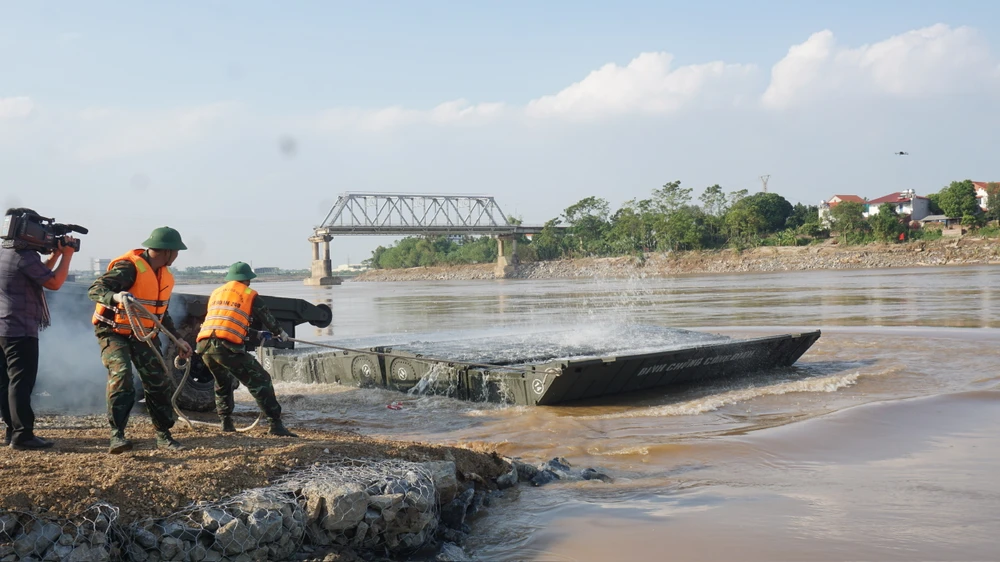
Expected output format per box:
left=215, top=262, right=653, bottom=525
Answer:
left=98, top=334, right=176, bottom=434
left=199, top=347, right=281, bottom=420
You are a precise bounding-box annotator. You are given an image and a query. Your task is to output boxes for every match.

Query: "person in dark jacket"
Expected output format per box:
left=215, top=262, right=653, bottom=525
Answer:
left=0, top=207, right=76, bottom=450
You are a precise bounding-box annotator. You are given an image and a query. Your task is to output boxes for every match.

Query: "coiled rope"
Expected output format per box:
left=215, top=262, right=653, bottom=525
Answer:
left=119, top=296, right=263, bottom=432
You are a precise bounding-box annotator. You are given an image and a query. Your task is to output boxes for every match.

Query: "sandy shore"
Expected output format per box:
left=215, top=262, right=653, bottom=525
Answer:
left=353, top=237, right=1000, bottom=282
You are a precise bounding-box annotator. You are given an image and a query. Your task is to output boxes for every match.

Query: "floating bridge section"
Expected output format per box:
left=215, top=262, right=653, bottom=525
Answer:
left=306, top=192, right=555, bottom=284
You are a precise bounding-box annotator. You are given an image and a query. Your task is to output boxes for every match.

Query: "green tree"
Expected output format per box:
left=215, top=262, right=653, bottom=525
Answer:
left=984, top=182, right=1000, bottom=223
left=528, top=219, right=566, bottom=260
left=728, top=189, right=749, bottom=208
left=606, top=199, right=657, bottom=255
left=562, top=196, right=611, bottom=256
left=699, top=184, right=728, bottom=216
left=925, top=192, right=944, bottom=215
left=724, top=205, right=766, bottom=247
left=723, top=192, right=794, bottom=244
left=785, top=203, right=819, bottom=230
left=937, top=180, right=980, bottom=218
left=659, top=205, right=710, bottom=251
left=868, top=203, right=906, bottom=242
left=651, top=180, right=693, bottom=215
left=829, top=200, right=868, bottom=243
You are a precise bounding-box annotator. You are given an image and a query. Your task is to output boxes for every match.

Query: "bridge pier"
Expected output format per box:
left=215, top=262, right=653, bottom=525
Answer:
left=495, top=235, right=520, bottom=278
left=304, top=234, right=343, bottom=286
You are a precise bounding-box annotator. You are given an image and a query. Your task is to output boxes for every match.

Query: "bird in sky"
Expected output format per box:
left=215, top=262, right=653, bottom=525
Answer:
left=894, top=151, right=909, bottom=155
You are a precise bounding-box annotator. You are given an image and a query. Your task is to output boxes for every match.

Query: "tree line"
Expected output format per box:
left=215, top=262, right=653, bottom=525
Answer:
left=364, top=179, right=1000, bottom=269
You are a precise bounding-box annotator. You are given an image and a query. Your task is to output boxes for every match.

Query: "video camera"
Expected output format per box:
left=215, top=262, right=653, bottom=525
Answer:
left=1, top=209, right=88, bottom=254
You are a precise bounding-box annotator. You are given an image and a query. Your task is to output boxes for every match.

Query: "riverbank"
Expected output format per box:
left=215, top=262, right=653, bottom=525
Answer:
left=353, top=237, right=1000, bottom=282
left=0, top=414, right=509, bottom=561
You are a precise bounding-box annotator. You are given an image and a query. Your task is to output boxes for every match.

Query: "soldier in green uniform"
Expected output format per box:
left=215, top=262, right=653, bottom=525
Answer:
left=88, top=227, right=192, bottom=454
left=195, top=262, right=298, bottom=437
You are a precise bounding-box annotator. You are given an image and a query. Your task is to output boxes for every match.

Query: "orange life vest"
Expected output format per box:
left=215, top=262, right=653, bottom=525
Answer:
left=92, top=249, right=174, bottom=335
left=196, top=281, right=258, bottom=344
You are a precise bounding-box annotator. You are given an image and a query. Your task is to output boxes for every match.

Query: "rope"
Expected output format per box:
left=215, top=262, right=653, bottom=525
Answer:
left=281, top=336, right=559, bottom=376
left=119, top=297, right=263, bottom=433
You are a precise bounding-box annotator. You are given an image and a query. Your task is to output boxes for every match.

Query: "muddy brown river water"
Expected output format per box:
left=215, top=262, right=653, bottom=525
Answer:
left=78, top=266, right=1000, bottom=560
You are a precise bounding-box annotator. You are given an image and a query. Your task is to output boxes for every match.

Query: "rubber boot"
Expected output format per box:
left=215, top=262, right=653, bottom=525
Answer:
left=108, top=430, right=133, bottom=454
left=268, top=419, right=298, bottom=438
left=156, top=430, right=186, bottom=451
left=220, top=416, right=236, bottom=433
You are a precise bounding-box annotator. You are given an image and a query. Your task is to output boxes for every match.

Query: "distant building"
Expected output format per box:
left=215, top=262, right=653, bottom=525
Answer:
left=818, top=195, right=866, bottom=227
left=972, top=182, right=997, bottom=211
left=865, top=190, right=930, bottom=220
left=334, top=263, right=369, bottom=273
left=92, top=258, right=111, bottom=275
left=254, top=267, right=279, bottom=274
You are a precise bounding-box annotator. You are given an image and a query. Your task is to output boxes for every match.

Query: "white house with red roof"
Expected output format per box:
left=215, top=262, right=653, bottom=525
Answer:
left=865, top=189, right=930, bottom=220
left=972, top=182, right=996, bottom=211
left=818, top=194, right=866, bottom=227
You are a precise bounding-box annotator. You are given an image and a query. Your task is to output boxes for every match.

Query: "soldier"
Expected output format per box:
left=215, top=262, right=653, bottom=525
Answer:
left=88, top=227, right=193, bottom=454
left=195, top=262, right=297, bottom=437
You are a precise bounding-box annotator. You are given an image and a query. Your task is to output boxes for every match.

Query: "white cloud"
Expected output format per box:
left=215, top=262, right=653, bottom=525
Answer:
left=74, top=102, right=240, bottom=162
left=0, top=96, right=34, bottom=119
left=762, top=24, right=1000, bottom=109
left=305, top=24, right=1000, bottom=131
left=316, top=99, right=507, bottom=132
left=525, top=52, right=757, bottom=120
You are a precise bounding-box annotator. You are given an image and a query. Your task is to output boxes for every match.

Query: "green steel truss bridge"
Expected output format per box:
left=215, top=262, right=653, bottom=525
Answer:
left=305, top=193, right=560, bottom=284
left=313, top=192, right=548, bottom=236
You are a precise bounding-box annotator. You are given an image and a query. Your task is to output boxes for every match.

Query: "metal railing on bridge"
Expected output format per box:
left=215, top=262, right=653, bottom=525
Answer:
left=313, top=192, right=548, bottom=236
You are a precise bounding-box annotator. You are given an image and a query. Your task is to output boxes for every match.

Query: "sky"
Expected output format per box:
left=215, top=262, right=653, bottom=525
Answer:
left=2, top=0, right=999, bottom=270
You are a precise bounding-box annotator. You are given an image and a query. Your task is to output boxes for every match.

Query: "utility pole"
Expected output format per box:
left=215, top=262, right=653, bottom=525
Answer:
left=760, top=174, right=770, bottom=193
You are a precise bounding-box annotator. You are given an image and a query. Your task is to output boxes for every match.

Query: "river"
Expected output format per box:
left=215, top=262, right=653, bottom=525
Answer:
left=176, top=265, right=1000, bottom=561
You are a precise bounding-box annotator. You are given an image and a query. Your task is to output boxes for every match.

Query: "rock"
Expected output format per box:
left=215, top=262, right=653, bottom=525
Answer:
left=496, top=466, right=517, bottom=490
left=530, top=469, right=560, bottom=487
left=465, top=492, right=487, bottom=521
left=439, top=488, right=474, bottom=529
left=422, top=461, right=458, bottom=504
left=313, top=482, right=370, bottom=532
left=190, top=543, right=208, bottom=562
left=0, top=514, right=19, bottom=539
left=439, top=527, right=466, bottom=545
left=198, top=508, right=235, bottom=532
left=436, top=542, right=471, bottom=561
left=512, top=459, right=538, bottom=482
left=248, top=510, right=283, bottom=543
left=13, top=521, right=62, bottom=558
left=544, top=457, right=573, bottom=474
left=66, top=543, right=108, bottom=562
left=159, top=536, right=182, bottom=560
left=132, top=527, right=158, bottom=550
left=368, top=493, right=404, bottom=513
left=213, top=517, right=251, bottom=555
left=582, top=468, right=613, bottom=483
left=378, top=477, right=410, bottom=495
left=162, top=520, right=201, bottom=543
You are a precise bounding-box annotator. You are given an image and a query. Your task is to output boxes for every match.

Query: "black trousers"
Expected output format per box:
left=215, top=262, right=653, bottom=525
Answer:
left=0, top=337, right=40, bottom=444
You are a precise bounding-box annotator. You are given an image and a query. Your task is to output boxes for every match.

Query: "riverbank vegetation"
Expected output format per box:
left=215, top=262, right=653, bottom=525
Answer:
left=365, top=180, right=1000, bottom=270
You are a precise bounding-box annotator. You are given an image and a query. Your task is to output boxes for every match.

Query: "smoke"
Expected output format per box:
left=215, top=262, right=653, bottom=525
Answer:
left=35, top=282, right=113, bottom=415
left=35, top=282, right=196, bottom=416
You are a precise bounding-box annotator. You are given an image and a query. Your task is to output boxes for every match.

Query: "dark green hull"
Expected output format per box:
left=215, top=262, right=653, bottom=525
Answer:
left=256, top=330, right=822, bottom=406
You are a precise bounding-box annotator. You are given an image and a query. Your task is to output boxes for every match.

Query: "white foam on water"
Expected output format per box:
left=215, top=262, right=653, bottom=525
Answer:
left=579, top=372, right=863, bottom=420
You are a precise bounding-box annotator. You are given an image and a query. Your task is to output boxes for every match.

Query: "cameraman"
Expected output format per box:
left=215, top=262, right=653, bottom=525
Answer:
left=0, top=207, right=76, bottom=450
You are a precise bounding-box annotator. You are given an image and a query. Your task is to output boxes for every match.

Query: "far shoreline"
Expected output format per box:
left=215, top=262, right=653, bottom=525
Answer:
left=351, top=237, right=1000, bottom=283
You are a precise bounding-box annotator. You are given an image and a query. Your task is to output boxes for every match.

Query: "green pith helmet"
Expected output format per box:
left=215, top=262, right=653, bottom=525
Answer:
left=225, top=261, right=257, bottom=282
left=142, top=227, right=187, bottom=250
